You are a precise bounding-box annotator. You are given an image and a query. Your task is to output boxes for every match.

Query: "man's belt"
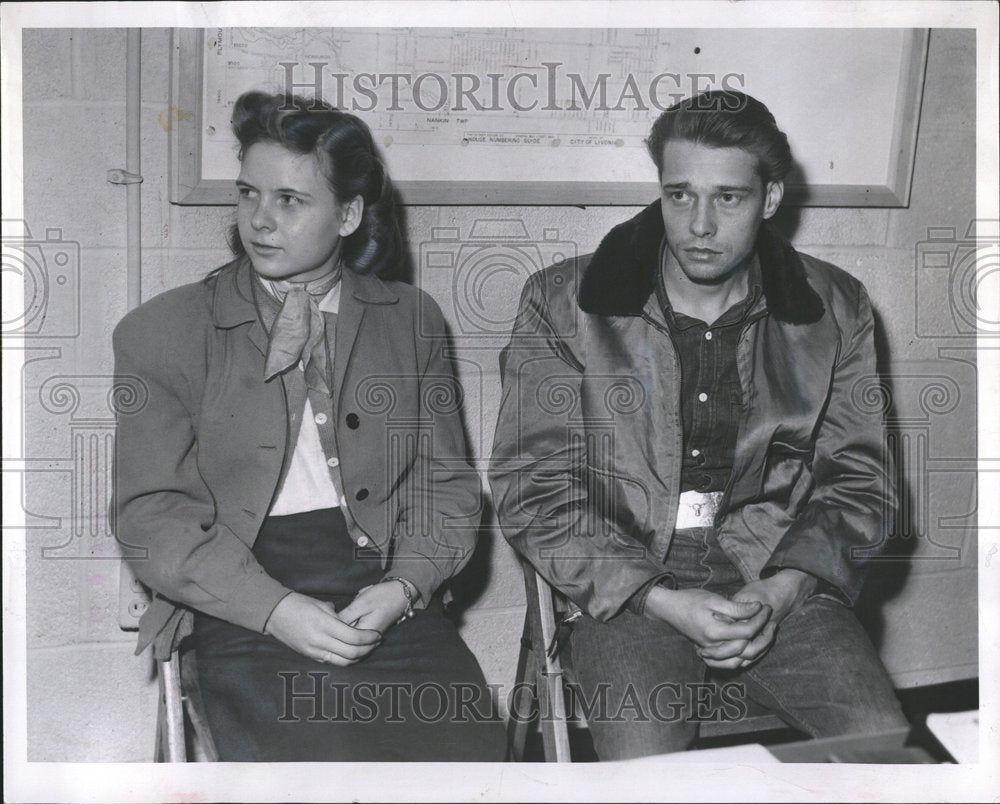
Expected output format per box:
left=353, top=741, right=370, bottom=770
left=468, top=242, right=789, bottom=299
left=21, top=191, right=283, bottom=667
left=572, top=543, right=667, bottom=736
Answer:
left=675, top=490, right=724, bottom=529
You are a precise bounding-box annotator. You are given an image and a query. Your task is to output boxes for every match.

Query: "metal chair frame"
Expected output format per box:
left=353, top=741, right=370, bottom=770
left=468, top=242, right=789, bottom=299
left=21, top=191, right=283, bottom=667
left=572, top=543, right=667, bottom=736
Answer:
left=121, top=562, right=218, bottom=762
left=153, top=646, right=220, bottom=762
left=508, top=561, right=575, bottom=761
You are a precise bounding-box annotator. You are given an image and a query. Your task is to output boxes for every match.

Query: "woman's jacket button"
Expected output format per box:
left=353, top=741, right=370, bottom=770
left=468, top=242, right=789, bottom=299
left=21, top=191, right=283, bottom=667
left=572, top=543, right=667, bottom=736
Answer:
left=346, top=413, right=360, bottom=429
left=356, top=535, right=370, bottom=547
left=355, top=488, right=369, bottom=501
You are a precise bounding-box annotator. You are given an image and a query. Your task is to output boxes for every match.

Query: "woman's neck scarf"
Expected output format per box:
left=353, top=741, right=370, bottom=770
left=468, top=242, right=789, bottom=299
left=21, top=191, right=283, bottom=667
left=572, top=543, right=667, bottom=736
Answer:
left=254, top=264, right=342, bottom=397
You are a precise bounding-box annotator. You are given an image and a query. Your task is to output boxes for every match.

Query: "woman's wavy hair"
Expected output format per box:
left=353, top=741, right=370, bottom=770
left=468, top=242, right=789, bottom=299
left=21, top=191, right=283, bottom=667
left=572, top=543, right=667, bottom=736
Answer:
left=646, top=90, right=792, bottom=185
left=227, top=91, right=402, bottom=278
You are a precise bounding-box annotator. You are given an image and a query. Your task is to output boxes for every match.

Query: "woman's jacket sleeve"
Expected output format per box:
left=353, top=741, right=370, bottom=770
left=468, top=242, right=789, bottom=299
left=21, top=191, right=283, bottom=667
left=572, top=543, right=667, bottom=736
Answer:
left=111, top=305, right=291, bottom=635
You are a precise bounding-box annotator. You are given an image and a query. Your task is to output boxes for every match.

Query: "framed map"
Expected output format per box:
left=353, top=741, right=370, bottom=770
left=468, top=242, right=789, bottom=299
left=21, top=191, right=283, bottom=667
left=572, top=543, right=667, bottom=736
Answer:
left=170, top=27, right=929, bottom=206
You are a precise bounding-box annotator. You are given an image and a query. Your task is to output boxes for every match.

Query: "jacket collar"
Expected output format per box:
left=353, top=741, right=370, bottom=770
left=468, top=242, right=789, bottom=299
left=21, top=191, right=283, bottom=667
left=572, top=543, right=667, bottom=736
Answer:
left=210, top=257, right=399, bottom=329
left=578, top=200, right=825, bottom=325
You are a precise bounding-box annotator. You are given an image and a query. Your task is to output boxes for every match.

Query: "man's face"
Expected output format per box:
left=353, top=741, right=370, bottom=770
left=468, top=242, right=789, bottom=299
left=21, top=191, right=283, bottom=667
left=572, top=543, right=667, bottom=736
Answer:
left=658, top=139, right=783, bottom=285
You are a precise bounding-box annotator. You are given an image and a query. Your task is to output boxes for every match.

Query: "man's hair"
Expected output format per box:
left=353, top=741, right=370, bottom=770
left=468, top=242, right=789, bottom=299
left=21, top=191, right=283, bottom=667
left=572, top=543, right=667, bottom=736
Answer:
left=646, top=90, right=793, bottom=184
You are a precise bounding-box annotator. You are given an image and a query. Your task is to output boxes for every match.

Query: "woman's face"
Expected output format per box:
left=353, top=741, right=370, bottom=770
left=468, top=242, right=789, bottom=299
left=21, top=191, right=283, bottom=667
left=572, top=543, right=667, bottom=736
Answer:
left=236, top=141, right=358, bottom=282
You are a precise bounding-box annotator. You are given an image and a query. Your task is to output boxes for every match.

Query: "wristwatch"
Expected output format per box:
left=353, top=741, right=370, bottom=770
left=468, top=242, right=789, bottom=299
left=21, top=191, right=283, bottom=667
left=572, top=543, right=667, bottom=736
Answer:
left=383, top=576, right=417, bottom=624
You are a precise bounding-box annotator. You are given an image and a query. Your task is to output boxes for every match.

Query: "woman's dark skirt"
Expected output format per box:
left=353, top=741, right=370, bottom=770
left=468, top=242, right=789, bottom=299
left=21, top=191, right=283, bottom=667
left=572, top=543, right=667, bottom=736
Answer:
left=192, top=507, right=506, bottom=761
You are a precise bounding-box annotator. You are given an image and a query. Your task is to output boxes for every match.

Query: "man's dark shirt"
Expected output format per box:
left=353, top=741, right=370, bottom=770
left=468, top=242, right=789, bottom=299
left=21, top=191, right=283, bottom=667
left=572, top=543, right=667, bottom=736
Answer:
left=655, top=246, right=764, bottom=493
left=625, top=246, right=763, bottom=615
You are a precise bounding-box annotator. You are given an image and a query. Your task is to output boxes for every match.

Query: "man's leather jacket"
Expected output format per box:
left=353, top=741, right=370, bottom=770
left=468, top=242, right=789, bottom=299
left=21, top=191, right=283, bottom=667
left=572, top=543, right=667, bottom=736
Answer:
left=490, top=201, right=894, bottom=621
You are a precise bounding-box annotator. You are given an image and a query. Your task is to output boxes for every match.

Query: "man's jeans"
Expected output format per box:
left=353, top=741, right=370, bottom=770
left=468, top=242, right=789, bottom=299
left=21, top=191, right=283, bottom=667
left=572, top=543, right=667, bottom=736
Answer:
left=567, top=527, right=908, bottom=760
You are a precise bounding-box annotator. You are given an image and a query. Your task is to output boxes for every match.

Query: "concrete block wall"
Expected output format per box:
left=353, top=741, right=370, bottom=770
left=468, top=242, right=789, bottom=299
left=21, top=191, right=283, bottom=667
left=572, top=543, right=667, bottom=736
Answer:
left=20, top=28, right=976, bottom=760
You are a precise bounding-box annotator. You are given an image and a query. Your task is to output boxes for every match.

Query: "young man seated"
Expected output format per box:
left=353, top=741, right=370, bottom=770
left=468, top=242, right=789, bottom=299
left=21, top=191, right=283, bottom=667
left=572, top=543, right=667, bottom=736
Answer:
left=490, top=91, right=907, bottom=760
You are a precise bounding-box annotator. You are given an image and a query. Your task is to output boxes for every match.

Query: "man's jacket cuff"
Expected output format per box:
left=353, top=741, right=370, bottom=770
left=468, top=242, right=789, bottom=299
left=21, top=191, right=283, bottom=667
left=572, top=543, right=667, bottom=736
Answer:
left=626, top=572, right=677, bottom=616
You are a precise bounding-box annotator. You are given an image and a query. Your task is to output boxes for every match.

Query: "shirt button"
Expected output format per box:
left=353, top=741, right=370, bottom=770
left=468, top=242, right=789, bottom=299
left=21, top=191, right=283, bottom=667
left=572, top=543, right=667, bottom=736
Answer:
left=698, top=392, right=708, bottom=402
left=356, top=535, right=370, bottom=547
left=314, top=412, right=328, bottom=425
left=691, top=449, right=701, bottom=457
left=326, top=456, right=339, bottom=468
left=705, top=331, right=713, bottom=341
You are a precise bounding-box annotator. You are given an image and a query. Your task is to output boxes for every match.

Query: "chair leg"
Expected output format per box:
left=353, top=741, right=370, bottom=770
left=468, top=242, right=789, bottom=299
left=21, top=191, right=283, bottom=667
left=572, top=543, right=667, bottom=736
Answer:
left=158, top=657, right=187, bottom=762
left=179, top=649, right=220, bottom=762
left=153, top=683, right=166, bottom=762
left=534, top=598, right=572, bottom=761
left=507, top=614, right=536, bottom=762
left=184, top=696, right=220, bottom=762
left=535, top=652, right=559, bottom=761
left=523, top=564, right=573, bottom=762
left=537, top=661, right=572, bottom=762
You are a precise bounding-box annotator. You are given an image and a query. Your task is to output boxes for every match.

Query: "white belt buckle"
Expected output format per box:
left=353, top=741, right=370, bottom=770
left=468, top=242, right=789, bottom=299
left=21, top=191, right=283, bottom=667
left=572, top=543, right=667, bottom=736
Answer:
left=676, top=490, right=722, bottom=529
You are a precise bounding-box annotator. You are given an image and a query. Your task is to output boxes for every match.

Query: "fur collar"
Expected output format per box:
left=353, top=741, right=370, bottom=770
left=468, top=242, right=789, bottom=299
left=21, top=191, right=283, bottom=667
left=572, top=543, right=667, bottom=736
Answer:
left=578, top=200, right=824, bottom=324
